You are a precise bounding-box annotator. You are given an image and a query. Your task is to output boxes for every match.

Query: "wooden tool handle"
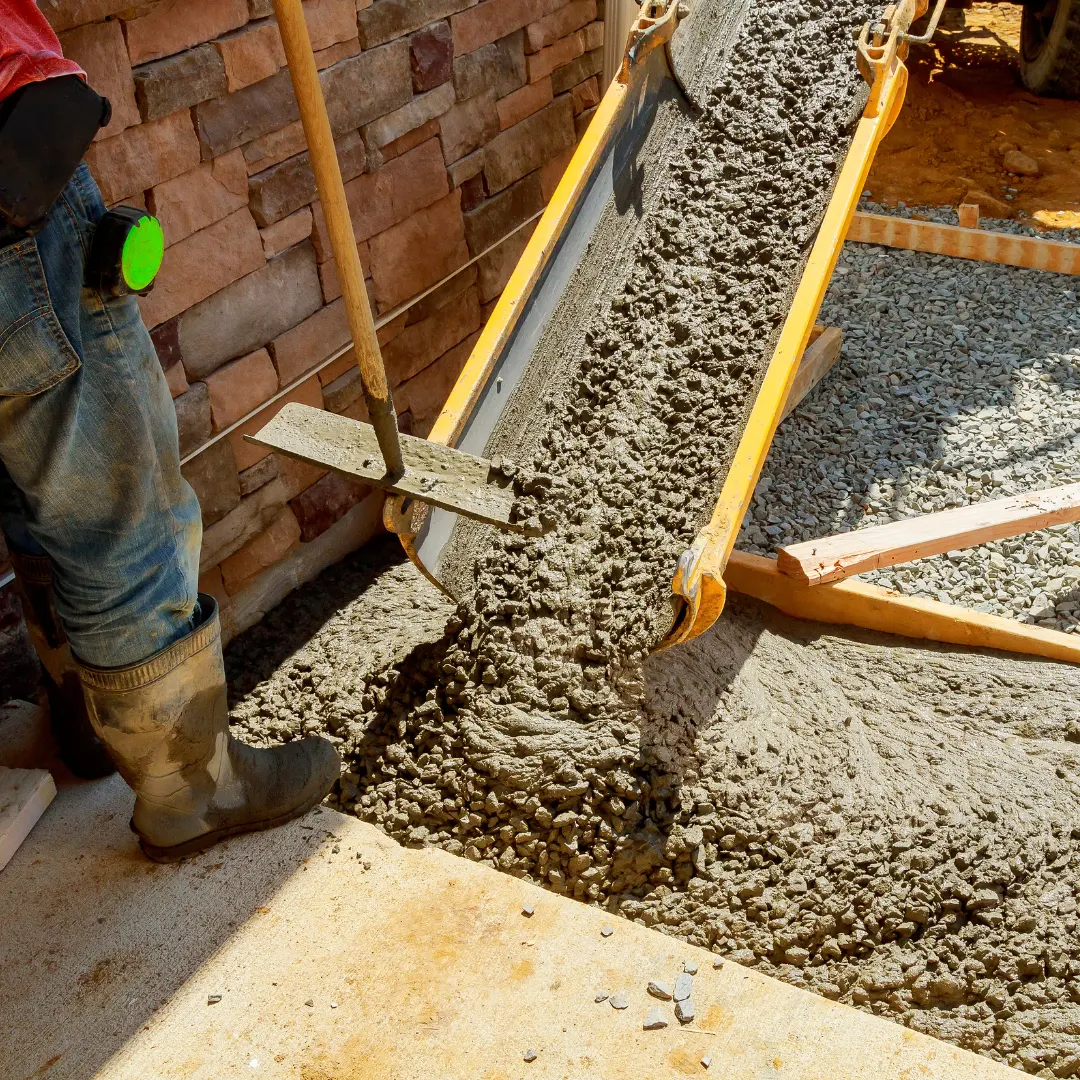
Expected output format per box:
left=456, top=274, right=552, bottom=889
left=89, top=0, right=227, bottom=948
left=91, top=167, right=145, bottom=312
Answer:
left=273, top=0, right=404, bottom=477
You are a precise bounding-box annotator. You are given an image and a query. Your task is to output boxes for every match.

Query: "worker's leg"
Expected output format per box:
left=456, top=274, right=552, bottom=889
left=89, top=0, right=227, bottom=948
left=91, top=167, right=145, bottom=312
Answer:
left=0, top=461, right=115, bottom=775
left=0, top=163, right=338, bottom=856
left=0, top=163, right=201, bottom=669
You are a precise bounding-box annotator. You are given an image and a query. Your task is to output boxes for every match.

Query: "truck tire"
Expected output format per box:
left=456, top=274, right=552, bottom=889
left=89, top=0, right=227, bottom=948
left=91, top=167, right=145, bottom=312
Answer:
left=1020, top=0, right=1080, bottom=97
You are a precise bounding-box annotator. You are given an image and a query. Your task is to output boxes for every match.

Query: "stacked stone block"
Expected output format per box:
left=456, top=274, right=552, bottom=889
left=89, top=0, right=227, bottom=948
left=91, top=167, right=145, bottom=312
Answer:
left=38, top=0, right=605, bottom=641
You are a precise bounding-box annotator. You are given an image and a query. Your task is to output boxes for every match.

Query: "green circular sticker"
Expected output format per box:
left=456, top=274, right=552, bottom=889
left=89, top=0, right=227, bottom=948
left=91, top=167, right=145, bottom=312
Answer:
left=121, top=215, right=164, bottom=292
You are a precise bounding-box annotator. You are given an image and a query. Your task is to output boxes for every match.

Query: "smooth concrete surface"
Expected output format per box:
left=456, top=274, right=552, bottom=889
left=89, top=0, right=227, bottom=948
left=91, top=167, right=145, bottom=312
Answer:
left=2, top=774, right=1023, bottom=1080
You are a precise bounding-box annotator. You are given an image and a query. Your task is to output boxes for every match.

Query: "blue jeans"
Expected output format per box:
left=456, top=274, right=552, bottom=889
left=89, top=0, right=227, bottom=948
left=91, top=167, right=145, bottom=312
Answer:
left=0, top=163, right=201, bottom=669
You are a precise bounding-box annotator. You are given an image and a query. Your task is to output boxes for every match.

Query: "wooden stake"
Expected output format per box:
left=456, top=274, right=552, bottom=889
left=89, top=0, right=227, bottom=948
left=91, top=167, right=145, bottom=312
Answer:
left=781, top=326, right=842, bottom=421
left=848, top=211, right=1080, bottom=275
left=957, top=203, right=980, bottom=230
left=776, top=481, right=1080, bottom=585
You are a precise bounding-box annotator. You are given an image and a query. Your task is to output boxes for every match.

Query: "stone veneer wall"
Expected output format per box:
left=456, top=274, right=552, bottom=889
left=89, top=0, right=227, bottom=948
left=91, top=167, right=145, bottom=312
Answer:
left=23, top=0, right=605, bottom=647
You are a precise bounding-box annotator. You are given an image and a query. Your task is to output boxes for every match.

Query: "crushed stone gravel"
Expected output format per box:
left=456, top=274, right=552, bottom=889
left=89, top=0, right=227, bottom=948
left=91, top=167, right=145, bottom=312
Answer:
left=740, top=224, right=1080, bottom=632
left=644, top=1006, right=669, bottom=1030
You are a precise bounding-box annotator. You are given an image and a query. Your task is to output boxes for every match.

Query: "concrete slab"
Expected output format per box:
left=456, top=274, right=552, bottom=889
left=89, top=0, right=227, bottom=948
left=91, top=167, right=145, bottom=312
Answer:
left=2, top=775, right=1022, bottom=1080
left=0, top=765, right=55, bottom=871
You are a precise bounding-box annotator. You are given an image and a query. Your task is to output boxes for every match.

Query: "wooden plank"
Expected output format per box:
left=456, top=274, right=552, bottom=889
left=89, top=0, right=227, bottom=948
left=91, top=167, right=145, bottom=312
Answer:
left=781, top=326, right=842, bottom=421
left=726, top=550, right=1080, bottom=665
left=776, top=481, right=1080, bottom=585
left=848, top=211, right=1080, bottom=275
left=246, top=403, right=527, bottom=531
left=0, top=767, right=56, bottom=872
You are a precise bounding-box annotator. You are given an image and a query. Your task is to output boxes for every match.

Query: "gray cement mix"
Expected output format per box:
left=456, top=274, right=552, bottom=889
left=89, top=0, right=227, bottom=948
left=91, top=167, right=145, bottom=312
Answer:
left=223, top=0, right=1080, bottom=1071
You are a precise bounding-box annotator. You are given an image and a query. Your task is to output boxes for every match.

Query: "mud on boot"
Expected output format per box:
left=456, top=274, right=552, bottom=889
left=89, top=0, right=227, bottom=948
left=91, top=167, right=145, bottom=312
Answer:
left=75, top=594, right=340, bottom=862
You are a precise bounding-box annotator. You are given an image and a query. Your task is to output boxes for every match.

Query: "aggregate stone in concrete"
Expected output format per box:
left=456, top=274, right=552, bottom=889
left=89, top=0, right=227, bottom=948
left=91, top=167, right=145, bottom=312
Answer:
left=643, top=1007, right=668, bottom=1030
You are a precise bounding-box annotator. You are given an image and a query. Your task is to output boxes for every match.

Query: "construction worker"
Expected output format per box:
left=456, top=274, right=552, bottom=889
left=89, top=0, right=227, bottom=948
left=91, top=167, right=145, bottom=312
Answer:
left=0, top=2, right=338, bottom=860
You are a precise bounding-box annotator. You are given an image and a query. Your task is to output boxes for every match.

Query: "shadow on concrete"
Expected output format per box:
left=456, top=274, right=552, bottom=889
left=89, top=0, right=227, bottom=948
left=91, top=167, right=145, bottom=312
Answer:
left=1, top=765, right=340, bottom=1080
left=224, top=534, right=408, bottom=703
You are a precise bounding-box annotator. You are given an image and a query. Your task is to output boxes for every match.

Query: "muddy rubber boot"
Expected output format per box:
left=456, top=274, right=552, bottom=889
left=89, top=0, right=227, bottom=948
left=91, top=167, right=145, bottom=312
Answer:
left=9, top=551, right=116, bottom=779
left=75, top=594, right=341, bottom=862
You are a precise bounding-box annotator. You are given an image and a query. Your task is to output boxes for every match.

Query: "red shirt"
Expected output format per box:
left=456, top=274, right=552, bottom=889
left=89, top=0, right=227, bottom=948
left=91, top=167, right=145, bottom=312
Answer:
left=0, top=0, right=84, bottom=102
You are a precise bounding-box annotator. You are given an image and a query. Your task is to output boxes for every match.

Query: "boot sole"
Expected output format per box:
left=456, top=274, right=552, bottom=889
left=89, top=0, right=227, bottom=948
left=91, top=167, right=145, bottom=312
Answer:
left=136, top=786, right=333, bottom=863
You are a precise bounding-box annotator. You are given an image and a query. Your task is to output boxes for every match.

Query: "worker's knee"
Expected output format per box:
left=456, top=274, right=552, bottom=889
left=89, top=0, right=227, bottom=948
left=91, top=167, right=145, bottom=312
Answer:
left=51, top=474, right=202, bottom=669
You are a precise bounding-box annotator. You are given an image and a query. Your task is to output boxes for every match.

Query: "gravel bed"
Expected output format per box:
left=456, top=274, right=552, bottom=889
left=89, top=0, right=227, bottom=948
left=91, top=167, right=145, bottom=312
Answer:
left=739, top=226, right=1080, bottom=631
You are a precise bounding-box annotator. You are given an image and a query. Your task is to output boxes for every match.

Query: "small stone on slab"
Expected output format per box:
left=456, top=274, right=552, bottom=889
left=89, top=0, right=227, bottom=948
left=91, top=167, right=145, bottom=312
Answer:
left=610, top=991, right=630, bottom=1010
left=676, top=998, right=695, bottom=1023
left=674, top=972, right=693, bottom=1001
left=522, top=903, right=535, bottom=917
left=600, top=924, right=614, bottom=937
left=683, top=961, right=699, bottom=974
left=207, top=994, right=222, bottom=1005
left=595, top=992, right=609, bottom=1003
left=701, top=1055, right=712, bottom=1069
left=304, top=998, right=314, bottom=1007
left=524, top=1049, right=538, bottom=1063
left=643, top=1007, right=668, bottom=1030
left=713, top=958, right=724, bottom=969
left=647, top=980, right=673, bottom=1000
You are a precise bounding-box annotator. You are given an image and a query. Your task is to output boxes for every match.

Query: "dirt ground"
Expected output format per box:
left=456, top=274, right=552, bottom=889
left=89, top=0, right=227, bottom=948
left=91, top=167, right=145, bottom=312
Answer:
left=864, top=2, right=1080, bottom=228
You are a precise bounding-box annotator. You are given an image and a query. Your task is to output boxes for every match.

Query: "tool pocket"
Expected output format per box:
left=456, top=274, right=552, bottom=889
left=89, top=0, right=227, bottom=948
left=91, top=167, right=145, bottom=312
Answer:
left=0, top=233, right=81, bottom=397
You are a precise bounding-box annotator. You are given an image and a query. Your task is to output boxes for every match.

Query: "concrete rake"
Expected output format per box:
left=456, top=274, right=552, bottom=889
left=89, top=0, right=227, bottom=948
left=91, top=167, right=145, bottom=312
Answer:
left=247, top=0, right=530, bottom=533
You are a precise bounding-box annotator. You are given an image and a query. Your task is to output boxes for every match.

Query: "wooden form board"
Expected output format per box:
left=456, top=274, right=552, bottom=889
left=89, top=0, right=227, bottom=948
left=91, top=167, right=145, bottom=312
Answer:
left=726, top=550, right=1080, bottom=665
left=0, top=767, right=55, bottom=872
left=777, top=481, right=1080, bottom=585
left=782, top=326, right=842, bottom=421
left=848, top=211, right=1080, bottom=275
